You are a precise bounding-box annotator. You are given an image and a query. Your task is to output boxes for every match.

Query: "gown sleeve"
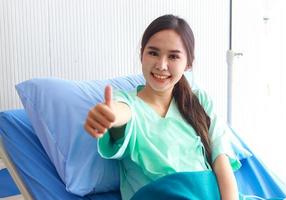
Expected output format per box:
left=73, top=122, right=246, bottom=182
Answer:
left=194, top=89, right=242, bottom=171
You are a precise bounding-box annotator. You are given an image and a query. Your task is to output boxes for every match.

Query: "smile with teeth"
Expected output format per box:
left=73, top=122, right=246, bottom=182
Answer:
left=152, top=73, right=170, bottom=80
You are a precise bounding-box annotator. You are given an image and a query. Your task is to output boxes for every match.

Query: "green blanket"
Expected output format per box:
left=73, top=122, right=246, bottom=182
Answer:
left=130, top=171, right=285, bottom=200
left=131, top=171, right=220, bottom=200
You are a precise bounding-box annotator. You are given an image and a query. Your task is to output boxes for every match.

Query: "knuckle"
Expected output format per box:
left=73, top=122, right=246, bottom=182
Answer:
left=98, top=127, right=105, bottom=133
left=90, top=107, right=97, bottom=113
left=106, top=122, right=112, bottom=128
left=111, top=114, right=116, bottom=122
left=88, top=110, right=94, bottom=118
left=95, top=103, right=103, bottom=110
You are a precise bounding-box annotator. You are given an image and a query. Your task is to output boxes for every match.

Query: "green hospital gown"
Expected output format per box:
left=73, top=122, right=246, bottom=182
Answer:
left=98, top=85, right=241, bottom=200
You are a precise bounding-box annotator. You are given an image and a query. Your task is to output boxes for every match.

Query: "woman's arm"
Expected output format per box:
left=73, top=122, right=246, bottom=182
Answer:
left=84, top=85, right=131, bottom=139
left=213, top=154, right=239, bottom=200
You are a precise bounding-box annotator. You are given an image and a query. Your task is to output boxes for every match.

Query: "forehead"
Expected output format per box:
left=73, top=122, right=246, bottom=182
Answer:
left=146, top=30, right=186, bottom=52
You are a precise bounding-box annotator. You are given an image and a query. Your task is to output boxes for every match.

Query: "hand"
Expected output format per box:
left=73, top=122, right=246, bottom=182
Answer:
left=84, top=85, right=116, bottom=138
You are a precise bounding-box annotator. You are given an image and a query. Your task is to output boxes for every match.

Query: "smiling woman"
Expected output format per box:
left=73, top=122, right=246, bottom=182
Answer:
left=85, top=14, right=241, bottom=200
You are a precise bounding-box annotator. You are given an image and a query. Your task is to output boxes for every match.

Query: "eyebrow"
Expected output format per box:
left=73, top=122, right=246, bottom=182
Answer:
left=147, top=46, right=182, bottom=54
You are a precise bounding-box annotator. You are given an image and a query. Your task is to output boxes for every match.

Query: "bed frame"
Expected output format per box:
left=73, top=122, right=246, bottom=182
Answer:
left=0, top=136, right=33, bottom=200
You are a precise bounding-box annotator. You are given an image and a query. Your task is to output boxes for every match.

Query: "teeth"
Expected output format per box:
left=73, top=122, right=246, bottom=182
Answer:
left=153, top=73, right=169, bottom=80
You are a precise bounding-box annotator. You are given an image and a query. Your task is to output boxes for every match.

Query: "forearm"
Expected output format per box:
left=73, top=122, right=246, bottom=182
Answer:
left=109, top=101, right=131, bottom=140
left=112, top=101, right=131, bottom=127
left=213, top=154, right=239, bottom=200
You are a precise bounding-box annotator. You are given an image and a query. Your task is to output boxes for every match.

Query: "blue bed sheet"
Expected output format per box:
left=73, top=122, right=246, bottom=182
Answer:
left=0, top=109, right=285, bottom=199
left=0, top=109, right=121, bottom=200
left=233, top=127, right=286, bottom=198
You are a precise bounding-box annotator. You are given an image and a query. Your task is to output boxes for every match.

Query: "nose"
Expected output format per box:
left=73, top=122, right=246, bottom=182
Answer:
left=155, top=56, right=168, bottom=71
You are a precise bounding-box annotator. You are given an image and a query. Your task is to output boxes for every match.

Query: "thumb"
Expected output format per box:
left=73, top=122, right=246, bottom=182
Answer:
left=104, top=85, right=112, bottom=107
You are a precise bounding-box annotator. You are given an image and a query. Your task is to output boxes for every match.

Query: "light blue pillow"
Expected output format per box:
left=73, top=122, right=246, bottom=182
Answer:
left=15, top=72, right=250, bottom=196
left=15, top=75, right=145, bottom=196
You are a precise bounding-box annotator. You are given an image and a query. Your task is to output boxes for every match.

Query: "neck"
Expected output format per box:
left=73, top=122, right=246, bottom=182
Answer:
left=137, top=85, right=173, bottom=115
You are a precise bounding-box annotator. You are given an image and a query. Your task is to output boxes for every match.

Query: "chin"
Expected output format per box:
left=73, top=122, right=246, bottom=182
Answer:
left=149, top=83, right=175, bottom=93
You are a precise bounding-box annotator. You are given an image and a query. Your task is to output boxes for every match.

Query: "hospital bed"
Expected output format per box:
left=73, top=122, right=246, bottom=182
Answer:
left=0, top=74, right=285, bottom=199
left=0, top=109, right=121, bottom=200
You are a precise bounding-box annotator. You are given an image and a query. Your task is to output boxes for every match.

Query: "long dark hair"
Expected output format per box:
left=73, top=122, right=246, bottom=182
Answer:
left=140, top=14, right=212, bottom=164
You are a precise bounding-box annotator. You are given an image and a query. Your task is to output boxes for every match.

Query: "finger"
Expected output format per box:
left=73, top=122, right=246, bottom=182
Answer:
left=84, top=124, right=104, bottom=138
left=86, top=117, right=107, bottom=133
left=90, top=105, right=115, bottom=126
left=104, top=85, right=112, bottom=107
left=96, top=105, right=116, bottom=123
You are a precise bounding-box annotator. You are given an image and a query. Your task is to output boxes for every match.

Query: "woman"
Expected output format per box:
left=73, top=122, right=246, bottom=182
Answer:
left=85, top=14, right=240, bottom=200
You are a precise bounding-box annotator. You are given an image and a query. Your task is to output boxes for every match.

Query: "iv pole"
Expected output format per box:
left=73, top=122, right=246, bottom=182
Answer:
left=226, top=0, right=234, bottom=125
left=226, top=0, right=243, bottom=125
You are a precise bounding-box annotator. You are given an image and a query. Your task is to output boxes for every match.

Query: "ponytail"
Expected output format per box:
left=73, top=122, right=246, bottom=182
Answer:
left=173, top=75, right=212, bottom=165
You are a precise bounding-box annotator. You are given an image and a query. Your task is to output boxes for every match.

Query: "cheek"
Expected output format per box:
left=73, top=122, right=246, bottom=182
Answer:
left=141, top=57, right=154, bottom=69
left=169, top=63, right=187, bottom=74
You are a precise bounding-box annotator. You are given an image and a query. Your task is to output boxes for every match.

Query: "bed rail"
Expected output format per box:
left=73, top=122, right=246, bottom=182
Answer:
left=0, top=136, right=33, bottom=200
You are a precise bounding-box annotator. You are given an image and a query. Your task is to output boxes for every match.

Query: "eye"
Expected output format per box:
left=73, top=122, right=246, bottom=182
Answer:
left=169, top=54, right=180, bottom=60
left=147, top=51, right=158, bottom=56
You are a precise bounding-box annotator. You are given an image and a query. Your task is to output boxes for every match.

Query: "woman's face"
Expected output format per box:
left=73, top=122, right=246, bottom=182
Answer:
left=141, top=29, right=189, bottom=95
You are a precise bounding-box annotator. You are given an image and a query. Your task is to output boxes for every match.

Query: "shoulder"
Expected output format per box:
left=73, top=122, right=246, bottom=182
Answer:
left=113, top=86, right=139, bottom=105
left=114, top=89, right=133, bottom=99
left=192, top=88, right=214, bottom=115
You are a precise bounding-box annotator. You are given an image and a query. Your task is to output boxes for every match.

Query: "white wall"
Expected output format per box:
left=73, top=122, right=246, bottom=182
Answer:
left=232, top=0, right=286, bottom=182
left=0, top=0, right=229, bottom=123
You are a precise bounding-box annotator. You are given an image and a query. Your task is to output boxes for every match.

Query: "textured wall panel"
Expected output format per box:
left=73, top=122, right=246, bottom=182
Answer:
left=0, top=0, right=229, bottom=120
left=0, top=0, right=51, bottom=109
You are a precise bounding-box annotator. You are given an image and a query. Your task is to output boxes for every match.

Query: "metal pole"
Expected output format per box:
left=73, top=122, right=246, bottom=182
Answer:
left=227, top=0, right=233, bottom=125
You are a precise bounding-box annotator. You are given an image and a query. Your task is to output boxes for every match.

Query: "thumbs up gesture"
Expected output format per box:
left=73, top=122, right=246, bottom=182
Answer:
left=84, top=85, right=116, bottom=138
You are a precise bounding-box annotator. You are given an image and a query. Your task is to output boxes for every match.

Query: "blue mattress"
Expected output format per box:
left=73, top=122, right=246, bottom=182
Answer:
left=233, top=130, right=286, bottom=198
left=0, top=109, right=285, bottom=199
left=0, top=109, right=121, bottom=200
left=0, top=168, right=20, bottom=197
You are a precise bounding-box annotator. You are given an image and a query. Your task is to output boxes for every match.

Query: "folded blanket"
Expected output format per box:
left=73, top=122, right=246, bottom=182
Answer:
left=130, top=171, right=285, bottom=200
left=130, top=171, right=220, bottom=200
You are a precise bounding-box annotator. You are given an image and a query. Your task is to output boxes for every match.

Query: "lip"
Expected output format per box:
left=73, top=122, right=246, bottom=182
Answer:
left=151, top=72, right=171, bottom=80
left=151, top=72, right=171, bottom=84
